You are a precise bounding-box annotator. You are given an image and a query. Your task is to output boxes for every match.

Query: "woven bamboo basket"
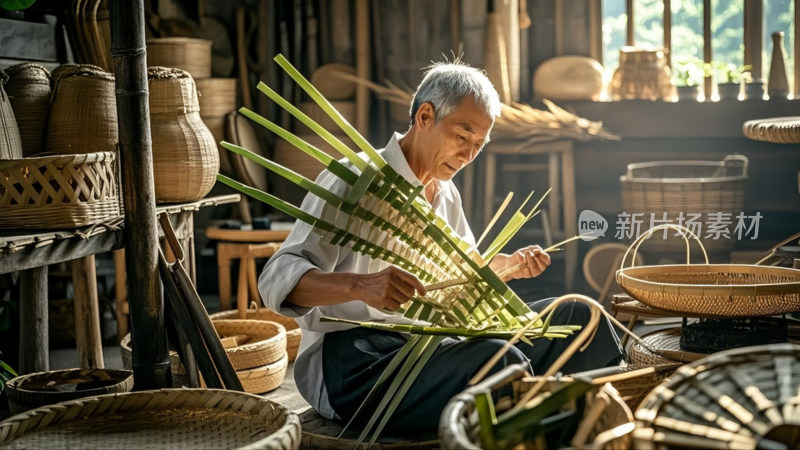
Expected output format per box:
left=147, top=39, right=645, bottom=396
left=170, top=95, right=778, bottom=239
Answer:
left=628, top=327, right=708, bottom=368
left=210, top=306, right=302, bottom=362
left=0, top=388, right=301, bottom=449
left=196, top=78, right=237, bottom=118
left=620, top=154, right=747, bottom=257
left=0, top=152, right=121, bottom=229
left=5, top=368, right=133, bottom=415
left=212, top=319, right=287, bottom=370
left=148, top=67, right=219, bottom=203
left=4, top=63, right=50, bottom=157
left=237, top=354, right=289, bottom=394
left=616, top=224, right=800, bottom=317
left=633, top=343, right=800, bottom=449
left=0, top=70, right=22, bottom=161
left=147, top=38, right=213, bottom=80
left=46, top=64, right=117, bottom=155
left=440, top=363, right=634, bottom=450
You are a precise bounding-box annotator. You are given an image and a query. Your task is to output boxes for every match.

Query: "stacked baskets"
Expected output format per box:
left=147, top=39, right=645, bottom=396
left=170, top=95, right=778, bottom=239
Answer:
left=212, top=319, right=289, bottom=394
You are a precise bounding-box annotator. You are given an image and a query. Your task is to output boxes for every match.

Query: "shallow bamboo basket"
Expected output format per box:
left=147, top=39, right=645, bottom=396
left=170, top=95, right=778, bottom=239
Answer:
left=440, top=363, right=633, bottom=450
left=210, top=307, right=302, bottom=362
left=212, top=319, right=287, bottom=370
left=0, top=70, right=23, bottom=160
left=147, top=38, right=213, bottom=80
left=633, top=343, right=800, bottom=449
left=0, top=152, right=121, bottom=229
left=0, top=388, right=301, bottom=449
left=4, top=63, right=50, bottom=156
left=46, top=64, right=117, bottom=155
left=5, top=368, right=133, bottom=415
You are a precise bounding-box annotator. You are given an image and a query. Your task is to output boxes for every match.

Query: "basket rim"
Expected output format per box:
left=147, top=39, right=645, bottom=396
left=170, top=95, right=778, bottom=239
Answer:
left=0, top=151, right=116, bottom=168
left=6, top=368, right=133, bottom=394
left=620, top=173, right=747, bottom=184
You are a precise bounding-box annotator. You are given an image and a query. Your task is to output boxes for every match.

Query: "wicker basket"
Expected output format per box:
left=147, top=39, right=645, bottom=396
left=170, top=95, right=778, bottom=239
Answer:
left=148, top=67, right=219, bottom=203
left=4, top=63, right=50, bottom=157
left=196, top=78, right=237, bottom=118
left=440, top=363, right=634, bottom=450
left=210, top=306, right=302, bottom=362
left=5, top=368, right=133, bottom=415
left=0, top=70, right=22, bottom=161
left=212, top=319, right=287, bottom=370
left=46, top=64, right=117, bottom=155
left=633, top=343, right=800, bottom=449
left=0, top=152, right=121, bottom=229
left=628, top=327, right=708, bottom=367
left=237, top=354, right=289, bottom=394
left=620, top=154, right=747, bottom=257
left=147, top=38, right=213, bottom=80
left=0, top=388, right=301, bottom=449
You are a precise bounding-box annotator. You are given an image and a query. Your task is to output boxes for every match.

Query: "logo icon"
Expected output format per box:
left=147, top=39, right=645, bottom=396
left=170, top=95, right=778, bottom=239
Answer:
left=578, top=210, right=608, bottom=240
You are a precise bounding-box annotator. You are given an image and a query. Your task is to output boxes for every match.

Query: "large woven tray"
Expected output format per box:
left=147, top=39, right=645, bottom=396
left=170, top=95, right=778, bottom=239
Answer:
left=634, top=343, right=800, bottom=449
left=0, top=388, right=301, bottom=449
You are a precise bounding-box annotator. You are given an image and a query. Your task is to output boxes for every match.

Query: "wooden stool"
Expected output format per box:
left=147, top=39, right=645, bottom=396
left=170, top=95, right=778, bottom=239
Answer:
left=235, top=242, right=283, bottom=318
left=206, top=227, right=290, bottom=311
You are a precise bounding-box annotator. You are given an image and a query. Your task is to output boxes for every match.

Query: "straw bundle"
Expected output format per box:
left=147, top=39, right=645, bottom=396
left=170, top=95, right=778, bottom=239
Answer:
left=0, top=388, right=302, bottom=449
left=0, top=152, right=121, bottom=229
left=46, top=64, right=117, bottom=155
left=147, top=38, right=213, bottom=80
left=210, top=307, right=302, bottom=362
left=4, top=63, right=51, bottom=156
left=212, top=319, right=287, bottom=370
left=0, top=70, right=23, bottom=160
left=148, top=67, right=219, bottom=203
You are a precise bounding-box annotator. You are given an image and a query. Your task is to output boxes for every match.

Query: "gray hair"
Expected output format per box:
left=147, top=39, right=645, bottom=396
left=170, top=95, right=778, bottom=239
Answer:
left=409, top=61, right=502, bottom=126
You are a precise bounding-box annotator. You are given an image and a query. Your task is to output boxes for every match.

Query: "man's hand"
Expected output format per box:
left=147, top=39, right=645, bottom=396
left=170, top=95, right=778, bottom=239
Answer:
left=490, top=245, right=551, bottom=282
left=354, top=266, right=427, bottom=312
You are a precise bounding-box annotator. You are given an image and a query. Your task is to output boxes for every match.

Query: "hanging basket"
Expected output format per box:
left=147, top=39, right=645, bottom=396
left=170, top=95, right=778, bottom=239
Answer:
left=0, top=388, right=301, bottom=449
left=0, top=152, right=121, bottom=229
left=634, top=343, right=800, bottom=449
left=616, top=224, right=800, bottom=317
left=5, top=368, right=133, bottom=416
left=4, top=63, right=50, bottom=157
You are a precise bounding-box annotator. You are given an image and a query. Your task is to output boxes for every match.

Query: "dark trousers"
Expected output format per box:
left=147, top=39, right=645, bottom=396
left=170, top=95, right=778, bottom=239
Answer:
left=322, top=297, right=624, bottom=433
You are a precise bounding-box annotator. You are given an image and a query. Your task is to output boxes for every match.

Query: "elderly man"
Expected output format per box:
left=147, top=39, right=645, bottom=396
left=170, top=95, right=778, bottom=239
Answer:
left=260, top=61, right=623, bottom=433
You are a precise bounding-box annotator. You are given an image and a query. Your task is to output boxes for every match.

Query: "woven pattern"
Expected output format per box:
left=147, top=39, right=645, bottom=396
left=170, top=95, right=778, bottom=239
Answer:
left=617, top=263, right=800, bottom=317
left=743, top=116, right=800, bottom=144
left=609, top=363, right=678, bottom=410
left=147, top=38, right=212, bottom=80
left=0, top=152, right=121, bottom=229
left=148, top=67, right=219, bottom=203
left=237, top=354, right=288, bottom=394
left=212, top=319, right=287, bottom=370
left=0, top=389, right=301, bottom=449
left=196, top=78, right=237, bottom=117
left=0, top=70, right=23, bottom=160
left=5, top=368, right=133, bottom=415
left=4, top=63, right=50, bottom=157
left=210, top=308, right=302, bottom=362
left=634, top=343, right=800, bottom=449
left=629, top=328, right=707, bottom=367
left=620, top=155, right=747, bottom=256
left=46, top=65, right=117, bottom=155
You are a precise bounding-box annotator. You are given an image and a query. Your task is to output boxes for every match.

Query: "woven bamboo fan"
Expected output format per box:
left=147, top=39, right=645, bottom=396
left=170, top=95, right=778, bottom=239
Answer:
left=5, top=368, right=133, bottom=415
left=46, top=64, right=117, bottom=155
left=0, top=70, right=23, bottom=160
left=147, top=37, right=213, bottom=80
left=616, top=224, right=800, bottom=317
left=634, top=343, right=800, bottom=449
left=0, top=388, right=301, bottom=449
left=212, top=319, right=286, bottom=370
left=4, top=63, right=50, bottom=157
left=148, top=67, right=219, bottom=203
left=0, top=152, right=121, bottom=229
left=210, top=306, right=302, bottom=362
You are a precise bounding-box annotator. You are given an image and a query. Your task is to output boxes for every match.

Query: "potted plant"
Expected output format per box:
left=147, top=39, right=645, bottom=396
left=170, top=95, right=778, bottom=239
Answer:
left=673, top=57, right=703, bottom=101
left=714, top=62, right=752, bottom=100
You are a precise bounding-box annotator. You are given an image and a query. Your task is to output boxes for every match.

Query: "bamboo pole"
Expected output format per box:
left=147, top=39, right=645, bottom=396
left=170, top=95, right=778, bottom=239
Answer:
left=72, top=255, right=104, bottom=369
left=19, top=267, right=48, bottom=374
left=110, top=0, right=171, bottom=389
left=703, top=0, right=712, bottom=99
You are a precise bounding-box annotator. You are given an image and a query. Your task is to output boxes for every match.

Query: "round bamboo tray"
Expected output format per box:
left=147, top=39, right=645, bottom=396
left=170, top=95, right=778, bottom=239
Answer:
left=743, top=116, right=800, bottom=144
left=237, top=353, right=288, bottom=394
left=4, top=62, right=50, bottom=156
left=212, top=319, right=287, bottom=370
left=5, top=368, right=133, bottom=415
left=309, top=63, right=357, bottom=100
left=0, top=152, right=121, bottom=229
left=440, top=363, right=633, bottom=450
left=210, top=307, right=302, bottom=362
left=147, top=38, right=213, bottom=80
left=634, top=343, right=800, bottom=449
left=0, top=388, right=301, bottom=449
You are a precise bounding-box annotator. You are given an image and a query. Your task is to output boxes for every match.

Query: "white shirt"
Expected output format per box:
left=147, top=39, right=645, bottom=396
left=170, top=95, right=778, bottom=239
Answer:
left=259, top=133, right=475, bottom=418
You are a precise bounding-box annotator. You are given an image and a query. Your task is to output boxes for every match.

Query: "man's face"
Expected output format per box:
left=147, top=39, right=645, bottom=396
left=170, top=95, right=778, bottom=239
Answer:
left=419, top=96, right=494, bottom=181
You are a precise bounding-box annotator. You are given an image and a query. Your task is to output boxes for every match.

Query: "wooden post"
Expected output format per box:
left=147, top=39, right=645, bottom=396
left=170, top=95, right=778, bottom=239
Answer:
left=110, top=0, right=171, bottom=389
left=355, top=0, right=370, bottom=135
left=19, top=267, right=48, bottom=374
left=72, top=255, right=105, bottom=369
left=743, top=0, right=762, bottom=81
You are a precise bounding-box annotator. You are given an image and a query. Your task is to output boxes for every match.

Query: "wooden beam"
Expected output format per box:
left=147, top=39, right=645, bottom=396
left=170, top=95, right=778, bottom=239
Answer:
left=19, top=267, right=48, bottom=374
left=703, top=0, right=712, bottom=99
left=73, top=255, right=104, bottom=369
left=744, top=0, right=763, bottom=81
left=0, top=229, right=122, bottom=274
left=626, top=0, right=634, bottom=46
left=110, top=0, right=171, bottom=390
left=663, top=0, right=672, bottom=68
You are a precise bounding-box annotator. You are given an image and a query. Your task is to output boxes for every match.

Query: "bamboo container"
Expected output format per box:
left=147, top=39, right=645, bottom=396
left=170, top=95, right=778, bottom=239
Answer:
left=196, top=78, right=237, bottom=177
left=0, top=70, right=23, bottom=160
left=5, top=63, right=51, bottom=156
left=148, top=67, right=219, bottom=203
left=146, top=37, right=213, bottom=80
